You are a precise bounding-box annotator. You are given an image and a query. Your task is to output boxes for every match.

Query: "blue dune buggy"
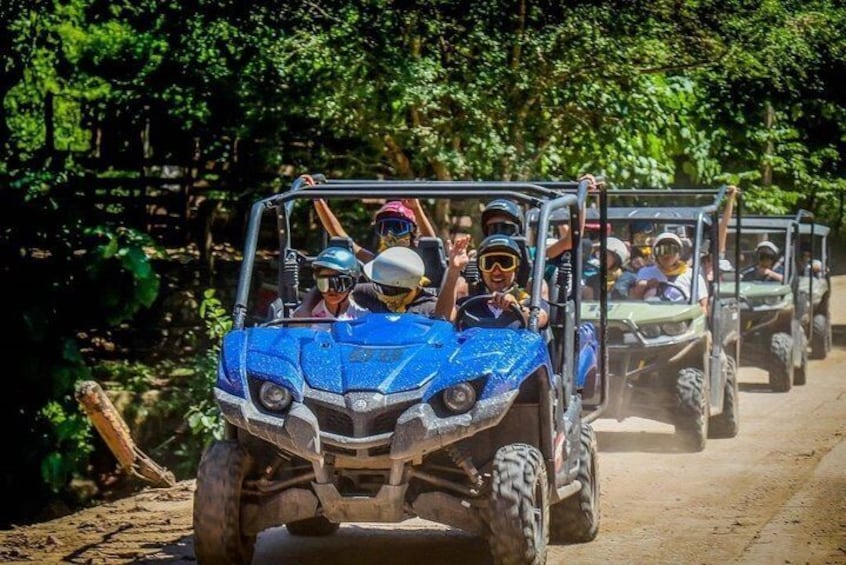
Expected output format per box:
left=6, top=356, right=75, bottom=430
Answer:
left=192, top=178, right=607, bottom=564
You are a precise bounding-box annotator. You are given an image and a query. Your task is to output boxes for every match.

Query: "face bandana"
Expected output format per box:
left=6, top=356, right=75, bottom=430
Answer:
left=377, top=233, right=413, bottom=252
left=376, top=288, right=418, bottom=313
left=659, top=260, right=688, bottom=277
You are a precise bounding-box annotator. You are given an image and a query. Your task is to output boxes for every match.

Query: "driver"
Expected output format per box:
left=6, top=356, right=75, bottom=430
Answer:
left=740, top=241, right=784, bottom=282
left=630, top=232, right=708, bottom=311
left=436, top=234, right=549, bottom=329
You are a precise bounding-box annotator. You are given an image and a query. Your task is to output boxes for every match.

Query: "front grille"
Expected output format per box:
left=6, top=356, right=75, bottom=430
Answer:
left=303, top=397, right=418, bottom=437
left=304, top=400, right=354, bottom=436
left=372, top=401, right=416, bottom=434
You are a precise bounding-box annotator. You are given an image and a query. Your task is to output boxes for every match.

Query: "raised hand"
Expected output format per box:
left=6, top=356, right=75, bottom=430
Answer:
left=446, top=234, right=471, bottom=272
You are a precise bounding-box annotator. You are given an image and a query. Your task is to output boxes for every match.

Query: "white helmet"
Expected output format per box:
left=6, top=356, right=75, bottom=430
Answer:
left=606, top=237, right=629, bottom=266
left=364, top=247, right=425, bottom=289
left=756, top=241, right=780, bottom=255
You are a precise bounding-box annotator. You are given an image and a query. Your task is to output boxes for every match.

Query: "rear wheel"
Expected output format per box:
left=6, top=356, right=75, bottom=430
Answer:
left=674, top=368, right=709, bottom=452
left=193, top=441, right=255, bottom=565
left=709, top=354, right=739, bottom=438
left=549, top=423, right=599, bottom=543
left=488, top=444, right=549, bottom=565
left=768, top=332, right=794, bottom=392
left=286, top=516, right=340, bottom=536
left=811, top=312, right=831, bottom=360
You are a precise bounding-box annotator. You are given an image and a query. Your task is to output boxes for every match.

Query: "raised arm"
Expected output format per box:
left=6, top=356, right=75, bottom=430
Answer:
left=545, top=173, right=598, bottom=259
left=434, top=235, right=471, bottom=321
left=403, top=199, right=437, bottom=238
left=718, top=185, right=738, bottom=257
left=312, top=199, right=374, bottom=263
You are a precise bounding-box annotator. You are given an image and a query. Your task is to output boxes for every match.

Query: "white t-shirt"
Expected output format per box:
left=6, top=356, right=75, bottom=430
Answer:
left=636, top=265, right=708, bottom=302
left=310, top=298, right=370, bottom=320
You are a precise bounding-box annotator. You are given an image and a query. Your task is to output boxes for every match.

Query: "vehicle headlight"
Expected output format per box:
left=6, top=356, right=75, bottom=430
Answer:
left=662, top=321, right=689, bottom=336
left=258, top=381, right=293, bottom=412
left=639, top=324, right=662, bottom=339
left=763, top=295, right=782, bottom=306
left=442, top=382, right=477, bottom=414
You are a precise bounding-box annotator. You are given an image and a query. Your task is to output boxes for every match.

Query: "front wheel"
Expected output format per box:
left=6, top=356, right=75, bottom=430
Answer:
left=674, top=368, right=709, bottom=452
left=549, top=423, right=599, bottom=543
left=709, top=354, right=739, bottom=438
left=768, top=332, right=794, bottom=393
left=488, top=444, right=549, bottom=564
left=193, top=440, right=256, bottom=565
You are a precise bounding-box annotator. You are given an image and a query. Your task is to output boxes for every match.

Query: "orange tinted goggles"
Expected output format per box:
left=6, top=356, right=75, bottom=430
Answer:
left=479, top=253, right=519, bottom=273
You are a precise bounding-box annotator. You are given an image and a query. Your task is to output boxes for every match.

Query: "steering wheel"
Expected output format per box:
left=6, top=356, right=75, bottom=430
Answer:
left=455, top=294, right=528, bottom=331
left=655, top=281, right=689, bottom=303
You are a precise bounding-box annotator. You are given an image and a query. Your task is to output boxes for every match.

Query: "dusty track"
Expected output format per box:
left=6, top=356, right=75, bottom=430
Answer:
left=3, top=278, right=845, bottom=565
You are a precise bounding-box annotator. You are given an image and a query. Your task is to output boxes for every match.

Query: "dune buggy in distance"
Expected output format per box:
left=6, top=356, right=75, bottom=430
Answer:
left=192, top=177, right=608, bottom=564
left=723, top=211, right=814, bottom=390
left=576, top=187, right=741, bottom=452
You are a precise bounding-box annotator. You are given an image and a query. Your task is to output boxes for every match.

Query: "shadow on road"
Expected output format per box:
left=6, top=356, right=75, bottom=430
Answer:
left=831, top=324, right=846, bottom=346
left=738, top=382, right=779, bottom=393
left=596, top=430, right=684, bottom=453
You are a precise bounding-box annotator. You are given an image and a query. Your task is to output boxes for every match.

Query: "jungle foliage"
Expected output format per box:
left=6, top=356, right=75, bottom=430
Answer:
left=2, top=0, right=846, bottom=526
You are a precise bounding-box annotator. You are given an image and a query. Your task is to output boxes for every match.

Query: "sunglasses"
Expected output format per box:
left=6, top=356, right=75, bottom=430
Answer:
left=375, top=218, right=415, bottom=237
left=315, top=274, right=355, bottom=294
left=757, top=252, right=776, bottom=261
left=375, top=283, right=410, bottom=297
left=484, top=221, right=521, bottom=237
left=478, top=253, right=519, bottom=273
left=654, top=243, right=680, bottom=256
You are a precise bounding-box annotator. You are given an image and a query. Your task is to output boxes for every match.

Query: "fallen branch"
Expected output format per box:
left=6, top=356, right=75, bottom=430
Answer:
left=75, top=380, right=176, bottom=488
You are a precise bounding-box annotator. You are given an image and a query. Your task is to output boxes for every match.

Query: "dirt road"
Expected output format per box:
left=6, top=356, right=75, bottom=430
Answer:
left=3, top=279, right=845, bottom=565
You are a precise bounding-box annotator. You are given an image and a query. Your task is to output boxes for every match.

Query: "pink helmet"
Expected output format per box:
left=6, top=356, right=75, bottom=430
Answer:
left=375, top=201, right=416, bottom=224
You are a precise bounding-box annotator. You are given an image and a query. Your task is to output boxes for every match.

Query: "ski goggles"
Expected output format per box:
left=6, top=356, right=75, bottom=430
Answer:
left=478, top=252, right=519, bottom=273
left=375, top=283, right=411, bottom=297
left=484, top=221, right=521, bottom=237
left=653, top=243, right=681, bottom=257
left=375, top=218, right=415, bottom=237
left=315, top=274, right=355, bottom=294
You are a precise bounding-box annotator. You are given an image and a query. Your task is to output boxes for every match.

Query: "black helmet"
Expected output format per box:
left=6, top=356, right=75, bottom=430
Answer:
left=482, top=199, right=524, bottom=236
left=477, top=234, right=522, bottom=259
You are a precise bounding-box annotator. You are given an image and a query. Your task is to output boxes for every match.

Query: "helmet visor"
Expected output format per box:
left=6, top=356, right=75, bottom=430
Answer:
left=375, top=282, right=411, bottom=297
left=654, top=242, right=681, bottom=257
left=484, top=221, right=521, bottom=237
left=316, top=274, right=355, bottom=294
left=479, top=253, right=519, bottom=273
left=375, top=218, right=415, bottom=237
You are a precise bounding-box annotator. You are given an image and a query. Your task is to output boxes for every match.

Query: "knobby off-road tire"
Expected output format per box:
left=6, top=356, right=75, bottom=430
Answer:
left=793, top=324, right=809, bottom=386
left=674, top=368, right=709, bottom=452
left=811, top=312, right=831, bottom=360
left=768, top=332, right=794, bottom=393
left=488, top=444, right=549, bottom=565
left=709, top=355, right=739, bottom=439
left=549, top=423, right=599, bottom=543
left=286, top=516, right=340, bottom=536
left=193, top=440, right=255, bottom=565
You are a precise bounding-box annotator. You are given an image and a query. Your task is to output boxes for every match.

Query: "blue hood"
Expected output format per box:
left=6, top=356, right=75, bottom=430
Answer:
left=218, top=314, right=551, bottom=398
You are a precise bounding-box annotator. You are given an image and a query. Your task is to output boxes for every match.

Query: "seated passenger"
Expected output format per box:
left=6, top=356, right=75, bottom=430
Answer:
left=630, top=232, right=708, bottom=311
left=740, top=241, right=784, bottom=282
left=436, top=234, right=549, bottom=329
left=582, top=237, right=637, bottom=300
left=352, top=247, right=438, bottom=315
left=292, top=247, right=369, bottom=321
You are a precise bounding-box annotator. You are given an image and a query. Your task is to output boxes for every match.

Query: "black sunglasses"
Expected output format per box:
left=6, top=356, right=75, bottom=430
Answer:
left=315, top=274, right=355, bottom=294
left=375, top=283, right=409, bottom=297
